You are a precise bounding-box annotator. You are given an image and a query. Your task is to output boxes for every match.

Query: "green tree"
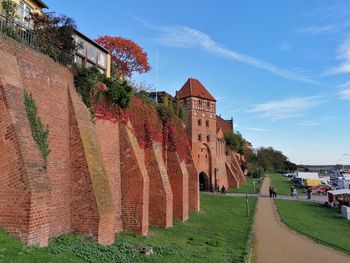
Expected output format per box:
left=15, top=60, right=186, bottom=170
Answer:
left=224, top=131, right=245, bottom=154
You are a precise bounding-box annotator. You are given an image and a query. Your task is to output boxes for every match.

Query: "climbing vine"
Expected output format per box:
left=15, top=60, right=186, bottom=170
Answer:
left=74, top=67, right=189, bottom=161
left=74, top=66, right=133, bottom=114
left=23, top=91, right=50, bottom=166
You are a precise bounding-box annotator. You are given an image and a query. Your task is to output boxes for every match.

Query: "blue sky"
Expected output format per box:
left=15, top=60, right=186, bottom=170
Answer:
left=45, top=0, right=350, bottom=165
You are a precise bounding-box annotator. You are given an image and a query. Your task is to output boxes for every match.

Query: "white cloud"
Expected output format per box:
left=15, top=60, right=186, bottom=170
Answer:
left=339, top=89, right=350, bottom=100
left=136, top=18, right=318, bottom=84
left=326, top=38, right=350, bottom=75
left=337, top=80, right=350, bottom=100
left=245, top=127, right=269, bottom=132
left=299, top=24, right=348, bottom=35
left=247, top=96, right=324, bottom=120
left=298, top=121, right=320, bottom=126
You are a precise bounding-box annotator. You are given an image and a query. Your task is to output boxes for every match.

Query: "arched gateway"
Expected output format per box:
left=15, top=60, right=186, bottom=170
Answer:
left=198, top=143, right=212, bottom=191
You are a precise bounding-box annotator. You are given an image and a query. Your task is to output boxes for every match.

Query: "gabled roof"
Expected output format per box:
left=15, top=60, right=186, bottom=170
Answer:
left=216, top=115, right=233, bottom=134
left=177, top=78, right=216, bottom=101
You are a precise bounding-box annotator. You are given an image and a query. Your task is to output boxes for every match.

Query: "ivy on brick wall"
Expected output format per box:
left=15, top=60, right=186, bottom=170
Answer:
left=74, top=66, right=133, bottom=114
left=24, top=91, right=50, bottom=166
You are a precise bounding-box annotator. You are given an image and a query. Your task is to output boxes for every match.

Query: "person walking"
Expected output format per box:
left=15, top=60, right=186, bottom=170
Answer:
left=269, top=186, right=273, bottom=198
left=290, top=186, right=294, bottom=197
left=221, top=185, right=226, bottom=195
left=272, top=186, right=277, bottom=198
left=292, top=187, right=298, bottom=200
left=307, top=187, right=312, bottom=200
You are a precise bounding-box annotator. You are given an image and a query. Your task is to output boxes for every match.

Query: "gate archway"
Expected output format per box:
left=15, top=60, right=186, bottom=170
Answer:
left=199, top=172, right=209, bottom=191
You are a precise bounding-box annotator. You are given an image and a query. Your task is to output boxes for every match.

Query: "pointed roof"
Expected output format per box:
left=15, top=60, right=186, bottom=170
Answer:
left=177, top=78, right=216, bottom=101
left=216, top=115, right=234, bottom=134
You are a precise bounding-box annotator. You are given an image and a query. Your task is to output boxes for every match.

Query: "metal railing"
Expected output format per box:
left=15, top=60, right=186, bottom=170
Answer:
left=0, top=14, right=38, bottom=49
left=0, top=14, right=73, bottom=66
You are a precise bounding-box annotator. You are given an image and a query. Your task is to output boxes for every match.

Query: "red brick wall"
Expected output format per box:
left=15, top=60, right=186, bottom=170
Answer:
left=0, top=35, right=116, bottom=245
left=226, top=161, right=239, bottom=188
left=0, top=50, right=50, bottom=247
left=186, top=147, right=200, bottom=212
left=119, top=123, right=149, bottom=235
left=216, top=154, right=229, bottom=189
left=69, top=88, right=116, bottom=245
left=166, top=149, right=189, bottom=222
left=0, top=34, right=73, bottom=238
left=145, top=142, right=173, bottom=228
left=95, top=120, right=123, bottom=233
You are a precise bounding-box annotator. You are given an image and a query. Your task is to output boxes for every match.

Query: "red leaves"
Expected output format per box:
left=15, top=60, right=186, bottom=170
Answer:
left=96, top=36, right=151, bottom=79
left=94, top=95, right=189, bottom=161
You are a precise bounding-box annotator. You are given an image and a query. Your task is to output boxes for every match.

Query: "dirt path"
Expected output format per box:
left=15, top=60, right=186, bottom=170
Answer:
left=253, top=176, right=350, bottom=263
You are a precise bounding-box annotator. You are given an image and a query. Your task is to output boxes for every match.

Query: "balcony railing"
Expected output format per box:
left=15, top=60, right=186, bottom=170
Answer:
left=0, top=14, right=73, bottom=66
left=0, top=14, right=38, bottom=48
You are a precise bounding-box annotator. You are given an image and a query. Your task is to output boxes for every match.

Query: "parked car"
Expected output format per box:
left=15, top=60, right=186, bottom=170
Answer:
left=292, top=177, right=304, bottom=186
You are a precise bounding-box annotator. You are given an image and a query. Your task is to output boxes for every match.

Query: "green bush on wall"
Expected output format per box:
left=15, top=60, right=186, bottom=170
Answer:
left=24, top=91, right=50, bottom=166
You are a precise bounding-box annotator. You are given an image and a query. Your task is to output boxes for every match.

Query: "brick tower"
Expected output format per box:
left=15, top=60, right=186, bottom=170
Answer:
left=177, top=78, right=217, bottom=191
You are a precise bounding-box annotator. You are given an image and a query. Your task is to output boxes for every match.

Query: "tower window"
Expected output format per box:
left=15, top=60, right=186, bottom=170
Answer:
left=198, top=134, right=202, bottom=141
left=206, top=120, right=209, bottom=127
left=207, top=135, right=210, bottom=142
left=198, top=119, right=202, bottom=126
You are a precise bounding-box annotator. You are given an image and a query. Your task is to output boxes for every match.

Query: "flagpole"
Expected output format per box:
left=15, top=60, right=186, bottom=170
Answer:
left=155, top=50, right=158, bottom=103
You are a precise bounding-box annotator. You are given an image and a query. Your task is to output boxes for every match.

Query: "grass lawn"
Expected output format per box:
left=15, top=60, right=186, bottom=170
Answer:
left=268, top=173, right=306, bottom=196
left=275, top=199, right=350, bottom=253
left=228, top=176, right=262, bottom=194
left=0, top=194, right=256, bottom=263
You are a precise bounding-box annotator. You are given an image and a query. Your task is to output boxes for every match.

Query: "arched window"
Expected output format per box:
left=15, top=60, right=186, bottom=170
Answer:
left=206, top=120, right=209, bottom=127
left=198, top=119, right=202, bottom=126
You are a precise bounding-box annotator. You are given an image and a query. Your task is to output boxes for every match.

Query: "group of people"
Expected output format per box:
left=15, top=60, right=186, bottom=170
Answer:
left=214, top=185, right=227, bottom=195
left=291, top=185, right=312, bottom=200
left=269, top=186, right=277, bottom=198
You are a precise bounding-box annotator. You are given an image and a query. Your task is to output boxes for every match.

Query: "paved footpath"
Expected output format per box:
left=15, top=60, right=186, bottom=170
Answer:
left=253, top=176, right=350, bottom=263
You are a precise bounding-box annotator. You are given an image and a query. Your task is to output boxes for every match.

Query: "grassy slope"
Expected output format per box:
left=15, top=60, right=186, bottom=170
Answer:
left=268, top=173, right=306, bottom=195
left=275, top=200, right=350, bottom=253
left=0, top=195, right=256, bottom=263
left=0, top=230, right=80, bottom=263
left=228, top=177, right=262, bottom=194
left=120, top=194, right=257, bottom=263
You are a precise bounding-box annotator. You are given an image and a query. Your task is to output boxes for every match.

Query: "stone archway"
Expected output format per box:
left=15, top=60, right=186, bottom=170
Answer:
left=199, top=172, right=209, bottom=191
left=197, top=143, right=212, bottom=191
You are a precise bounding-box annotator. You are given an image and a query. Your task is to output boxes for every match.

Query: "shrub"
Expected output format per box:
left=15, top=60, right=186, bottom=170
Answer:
left=74, top=67, right=101, bottom=108
left=103, top=77, right=133, bottom=109
left=23, top=91, right=50, bottom=166
left=74, top=66, right=133, bottom=112
left=31, top=13, right=77, bottom=64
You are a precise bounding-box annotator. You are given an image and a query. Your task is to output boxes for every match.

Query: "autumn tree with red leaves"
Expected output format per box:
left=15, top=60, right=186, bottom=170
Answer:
left=96, top=36, right=151, bottom=79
